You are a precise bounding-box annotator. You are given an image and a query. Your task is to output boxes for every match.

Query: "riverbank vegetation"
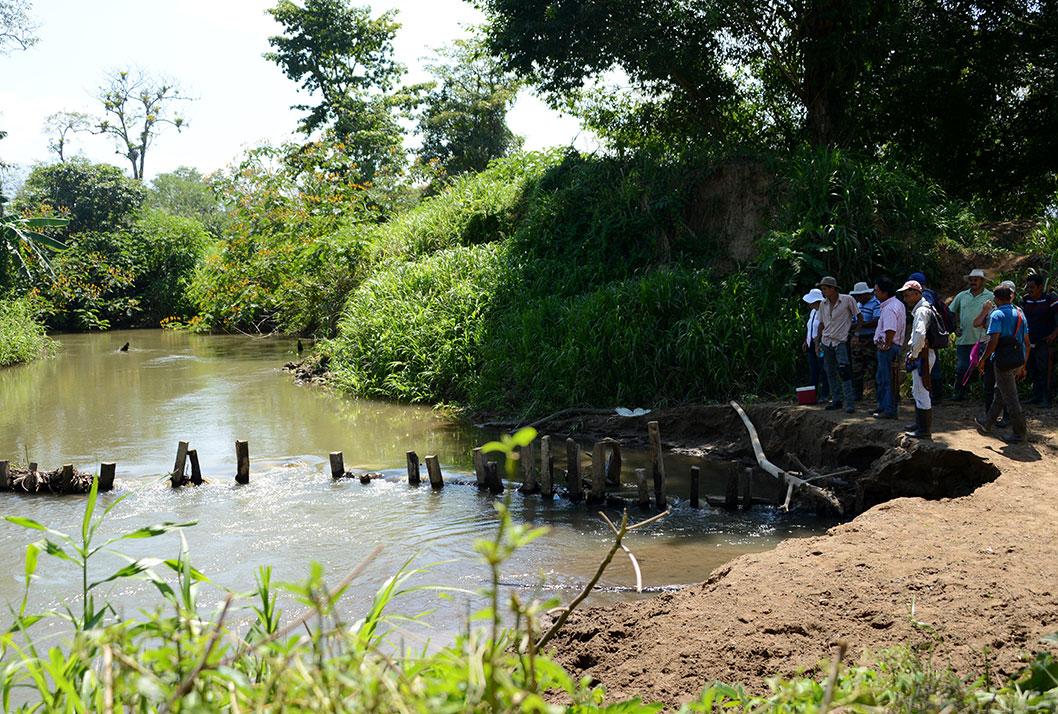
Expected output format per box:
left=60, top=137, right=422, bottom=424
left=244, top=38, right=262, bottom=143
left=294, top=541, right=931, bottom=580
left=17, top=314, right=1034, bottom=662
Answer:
left=3, top=476, right=1056, bottom=712
left=0, top=296, right=52, bottom=366
left=2, top=0, right=1056, bottom=417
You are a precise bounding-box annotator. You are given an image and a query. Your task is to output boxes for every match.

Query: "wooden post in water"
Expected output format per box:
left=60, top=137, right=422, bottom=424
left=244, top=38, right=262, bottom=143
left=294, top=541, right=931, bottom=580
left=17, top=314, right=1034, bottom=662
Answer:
left=171, top=441, right=189, bottom=488
left=60, top=464, right=74, bottom=494
left=425, top=455, right=444, bottom=489
left=0, top=460, right=9, bottom=490
left=99, top=463, right=116, bottom=491
left=724, top=469, right=739, bottom=510
left=740, top=467, right=753, bottom=510
left=519, top=441, right=539, bottom=493
left=690, top=465, right=700, bottom=509
left=188, top=450, right=202, bottom=485
left=406, top=451, right=420, bottom=485
left=590, top=442, right=607, bottom=502
left=565, top=438, right=583, bottom=501
left=472, top=448, right=487, bottom=490
left=329, top=452, right=345, bottom=480
left=604, top=439, right=622, bottom=486
left=235, top=440, right=250, bottom=484
left=26, top=463, right=38, bottom=492
left=636, top=468, right=650, bottom=508
left=540, top=436, right=554, bottom=498
left=484, top=461, right=503, bottom=494
left=647, top=421, right=666, bottom=509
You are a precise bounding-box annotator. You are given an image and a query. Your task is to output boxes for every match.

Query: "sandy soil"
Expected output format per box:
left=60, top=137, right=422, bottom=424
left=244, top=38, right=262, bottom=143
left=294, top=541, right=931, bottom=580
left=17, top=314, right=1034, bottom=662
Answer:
left=544, top=400, right=1058, bottom=705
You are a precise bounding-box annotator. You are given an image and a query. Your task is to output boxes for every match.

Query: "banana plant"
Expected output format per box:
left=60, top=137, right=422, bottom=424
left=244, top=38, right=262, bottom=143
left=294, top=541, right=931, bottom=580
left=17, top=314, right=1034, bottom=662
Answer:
left=0, top=198, right=69, bottom=282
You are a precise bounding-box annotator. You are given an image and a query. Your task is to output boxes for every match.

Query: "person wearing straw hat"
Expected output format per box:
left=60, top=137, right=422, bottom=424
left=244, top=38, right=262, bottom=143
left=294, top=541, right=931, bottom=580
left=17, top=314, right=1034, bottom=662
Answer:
left=814, top=276, right=861, bottom=413
left=949, top=268, right=993, bottom=401
left=899, top=279, right=935, bottom=439
left=801, top=287, right=830, bottom=403
left=849, top=281, right=880, bottom=403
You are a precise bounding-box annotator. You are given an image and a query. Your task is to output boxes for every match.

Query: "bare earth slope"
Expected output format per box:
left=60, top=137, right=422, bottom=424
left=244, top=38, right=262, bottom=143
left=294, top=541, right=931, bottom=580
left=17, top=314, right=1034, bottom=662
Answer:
left=548, top=404, right=1058, bottom=705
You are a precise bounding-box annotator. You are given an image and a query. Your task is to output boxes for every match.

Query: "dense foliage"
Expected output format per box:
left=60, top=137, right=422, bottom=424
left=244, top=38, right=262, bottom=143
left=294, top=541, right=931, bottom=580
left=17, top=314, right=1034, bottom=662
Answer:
left=0, top=296, right=52, bottom=366
left=477, top=0, right=1058, bottom=216
left=14, top=160, right=145, bottom=237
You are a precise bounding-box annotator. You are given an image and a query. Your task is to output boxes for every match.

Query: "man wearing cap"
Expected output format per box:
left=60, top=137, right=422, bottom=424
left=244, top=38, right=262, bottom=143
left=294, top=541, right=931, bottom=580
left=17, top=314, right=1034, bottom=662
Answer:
left=814, top=276, right=861, bottom=413
left=1021, top=274, right=1058, bottom=408
left=899, top=279, right=935, bottom=438
left=849, top=281, right=880, bottom=403
left=872, top=277, right=904, bottom=420
left=949, top=269, right=993, bottom=400
left=975, top=285, right=1030, bottom=443
left=908, top=271, right=944, bottom=400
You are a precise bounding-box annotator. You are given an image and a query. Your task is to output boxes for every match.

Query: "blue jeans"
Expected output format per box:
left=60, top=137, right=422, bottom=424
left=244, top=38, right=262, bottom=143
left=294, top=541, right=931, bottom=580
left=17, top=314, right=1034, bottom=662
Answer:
left=954, top=343, right=976, bottom=396
left=822, top=342, right=855, bottom=407
left=875, top=345, right=900, bottom=415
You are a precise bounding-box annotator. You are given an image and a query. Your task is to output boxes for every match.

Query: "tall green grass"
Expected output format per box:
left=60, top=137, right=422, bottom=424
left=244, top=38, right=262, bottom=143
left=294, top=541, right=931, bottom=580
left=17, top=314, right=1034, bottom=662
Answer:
left=0, top=297, right=54, bottom=367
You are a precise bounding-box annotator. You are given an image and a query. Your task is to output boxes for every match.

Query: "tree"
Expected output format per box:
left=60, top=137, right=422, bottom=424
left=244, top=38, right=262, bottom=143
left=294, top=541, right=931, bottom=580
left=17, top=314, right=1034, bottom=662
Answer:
left=416, top=37, right=524, bottom=179
left=0, top=0, right=38, bottom=55
left=265, top=0, right=423, bottom=181
left=94, top=68, right=188, bottom=180
left=147, top=166, right=229, bottom=236
left=43, top=111, right=92, bottom=162
left=15, top=160, right=146, bottom=237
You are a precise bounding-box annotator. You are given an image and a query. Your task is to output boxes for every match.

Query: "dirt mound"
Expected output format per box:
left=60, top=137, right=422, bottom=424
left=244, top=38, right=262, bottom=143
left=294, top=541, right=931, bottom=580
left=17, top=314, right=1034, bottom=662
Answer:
left=542, top=402, right=1058, bottom=705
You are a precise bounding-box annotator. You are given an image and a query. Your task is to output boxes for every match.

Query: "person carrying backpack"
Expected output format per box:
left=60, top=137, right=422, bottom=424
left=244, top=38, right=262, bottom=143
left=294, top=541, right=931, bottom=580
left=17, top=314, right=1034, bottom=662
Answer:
left=949, top=269, right=994, bottom=400
left=975, top=285, right=1030, bottom=443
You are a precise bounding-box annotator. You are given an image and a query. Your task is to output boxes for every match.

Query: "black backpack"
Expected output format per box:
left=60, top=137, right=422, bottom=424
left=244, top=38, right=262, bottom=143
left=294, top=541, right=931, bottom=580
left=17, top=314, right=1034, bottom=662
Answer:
left=925, top=304, right=951, bottom=349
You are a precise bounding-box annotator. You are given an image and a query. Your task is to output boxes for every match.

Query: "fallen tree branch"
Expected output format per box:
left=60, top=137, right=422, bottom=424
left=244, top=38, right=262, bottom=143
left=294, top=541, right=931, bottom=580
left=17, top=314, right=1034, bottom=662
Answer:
left=787, top=454, right=857, bottom=483
left=729, top=401, right=843, bottom=514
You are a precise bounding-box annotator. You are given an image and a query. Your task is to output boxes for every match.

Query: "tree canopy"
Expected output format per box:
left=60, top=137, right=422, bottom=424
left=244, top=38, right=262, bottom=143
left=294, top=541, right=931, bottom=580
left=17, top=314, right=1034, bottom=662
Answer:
left=477, top=0, right=1058, bottom=215
left=265, top=0, right=422, bottom=181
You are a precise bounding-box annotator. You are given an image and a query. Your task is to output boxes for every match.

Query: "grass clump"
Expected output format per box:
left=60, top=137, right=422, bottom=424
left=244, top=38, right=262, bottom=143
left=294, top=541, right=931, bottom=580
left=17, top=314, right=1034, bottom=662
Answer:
left=0, top=297, right=54, bottom=366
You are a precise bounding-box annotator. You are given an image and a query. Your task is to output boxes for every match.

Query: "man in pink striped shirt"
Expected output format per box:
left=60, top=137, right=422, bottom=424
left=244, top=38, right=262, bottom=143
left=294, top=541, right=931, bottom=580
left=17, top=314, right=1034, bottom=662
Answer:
left=872, top=277, right=906, bottom=419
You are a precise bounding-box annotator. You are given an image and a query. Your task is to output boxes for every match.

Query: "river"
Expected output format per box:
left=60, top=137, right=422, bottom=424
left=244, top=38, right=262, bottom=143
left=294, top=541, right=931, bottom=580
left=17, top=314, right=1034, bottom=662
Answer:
left=0, top=330, right=834, bottom=642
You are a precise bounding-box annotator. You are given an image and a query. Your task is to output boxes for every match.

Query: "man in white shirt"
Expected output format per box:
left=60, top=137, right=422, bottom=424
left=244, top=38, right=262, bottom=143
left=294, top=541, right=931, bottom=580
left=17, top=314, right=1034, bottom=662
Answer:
left=814, top=276, right=861, bottom=413
left=899, top=279, right=935, bottom=439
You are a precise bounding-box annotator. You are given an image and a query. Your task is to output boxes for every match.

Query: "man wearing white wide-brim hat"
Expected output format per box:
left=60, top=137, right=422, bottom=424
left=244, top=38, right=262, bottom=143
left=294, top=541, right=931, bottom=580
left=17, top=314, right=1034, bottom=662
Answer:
left=849, top=281, right=880, bottom=403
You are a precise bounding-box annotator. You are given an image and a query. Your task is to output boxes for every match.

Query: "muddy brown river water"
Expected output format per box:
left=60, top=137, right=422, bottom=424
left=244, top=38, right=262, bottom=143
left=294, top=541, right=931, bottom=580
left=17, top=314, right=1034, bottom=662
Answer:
left=0, top=330, right=835, bottom=640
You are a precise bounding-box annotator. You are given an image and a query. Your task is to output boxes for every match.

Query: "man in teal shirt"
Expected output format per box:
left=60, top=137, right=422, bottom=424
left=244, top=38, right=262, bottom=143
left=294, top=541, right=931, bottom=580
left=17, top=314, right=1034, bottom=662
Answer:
left=950, top=269, right=994, bottom=400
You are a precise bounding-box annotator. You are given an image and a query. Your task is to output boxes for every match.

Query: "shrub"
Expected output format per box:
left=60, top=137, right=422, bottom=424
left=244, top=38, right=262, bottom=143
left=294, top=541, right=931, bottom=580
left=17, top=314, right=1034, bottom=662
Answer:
left=14, top=160, right=146, bottom=237
left=0, top=296, right=54, bottom=366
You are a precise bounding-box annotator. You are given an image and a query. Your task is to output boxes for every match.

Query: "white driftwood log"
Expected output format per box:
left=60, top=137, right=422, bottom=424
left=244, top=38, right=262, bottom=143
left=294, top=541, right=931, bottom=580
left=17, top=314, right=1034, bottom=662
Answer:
left=729, top=401, right=844, bottom=514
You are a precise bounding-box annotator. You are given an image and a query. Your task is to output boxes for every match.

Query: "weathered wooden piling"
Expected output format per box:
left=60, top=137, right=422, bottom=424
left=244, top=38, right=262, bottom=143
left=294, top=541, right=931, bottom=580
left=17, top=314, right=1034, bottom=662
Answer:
left=604, top=438, right=622, bottom=486
left=171, top=441, right=189, bottom=488
left=406, top=451, right=421, bottom=485
left=590, top=442, right=607, bottom=502
left=472, top=447, right=487, bottom=490
left=540, top=436, right=554, bottom=498
left=425, top=455, right=444, bottom=489
left=741, top=467, right=753, bottom=510
left=100, top=462, right=116, bottom=491
left=565, top=438, right=583, bottom=500
left=329, top=452, right=345, bottom=480
left=484, top=460, right=503, bottom=494
left=636, top=468, right=650, bottom=508
left=519, top=441, right=539, bottom=493
left=647, top=421, right=666, bottom=508
left=235, top=440, right=250, bottom=484
left=725, top=470, right=739, bottom=510
left=690, top=465, right=700, bottom=509
left=187, top=450, right=202, bottom=485
left=59, top=464, right=73, bottom=493
left=0, top=460, right=9, bottom=489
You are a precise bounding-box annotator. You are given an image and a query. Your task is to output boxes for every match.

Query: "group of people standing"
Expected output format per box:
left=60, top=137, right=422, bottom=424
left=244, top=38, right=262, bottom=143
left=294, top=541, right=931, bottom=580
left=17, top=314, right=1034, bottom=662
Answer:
left=801, top=270, right=1058, bottom=442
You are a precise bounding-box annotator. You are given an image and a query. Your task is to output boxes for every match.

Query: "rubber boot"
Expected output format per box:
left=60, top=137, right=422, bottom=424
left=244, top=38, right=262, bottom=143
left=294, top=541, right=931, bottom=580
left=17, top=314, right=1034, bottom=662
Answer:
left=903, top=409, right=919, bottom=432
left=911, top=408, right=933, bottom=440
left=1001, top=412, right=1028, bottom=443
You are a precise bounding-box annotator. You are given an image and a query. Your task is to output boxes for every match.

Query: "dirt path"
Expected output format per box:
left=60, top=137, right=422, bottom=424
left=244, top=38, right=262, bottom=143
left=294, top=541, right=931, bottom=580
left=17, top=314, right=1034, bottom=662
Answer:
left=546, top=402, right=1058, bottom=705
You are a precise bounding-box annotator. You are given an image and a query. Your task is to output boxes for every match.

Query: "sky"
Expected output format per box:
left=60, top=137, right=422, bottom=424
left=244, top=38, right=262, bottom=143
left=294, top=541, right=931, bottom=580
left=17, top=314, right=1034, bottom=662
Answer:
left=0, top=0, right=594, bottom=186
